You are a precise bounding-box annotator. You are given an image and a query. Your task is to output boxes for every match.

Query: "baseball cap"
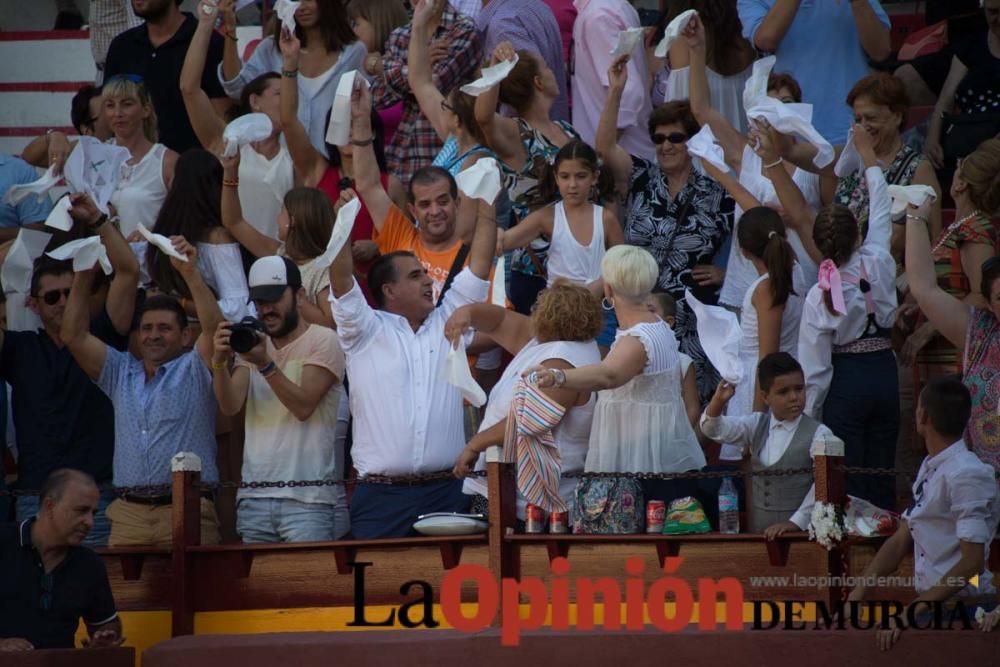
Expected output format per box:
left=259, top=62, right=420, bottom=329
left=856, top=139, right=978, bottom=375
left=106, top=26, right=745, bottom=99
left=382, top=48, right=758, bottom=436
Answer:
left=247, top=256, right=302, bottom=303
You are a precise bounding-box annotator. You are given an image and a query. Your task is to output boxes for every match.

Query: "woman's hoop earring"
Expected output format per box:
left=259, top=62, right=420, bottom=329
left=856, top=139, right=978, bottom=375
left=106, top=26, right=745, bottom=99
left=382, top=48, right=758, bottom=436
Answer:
left=601, top=297, right=615, bottom=311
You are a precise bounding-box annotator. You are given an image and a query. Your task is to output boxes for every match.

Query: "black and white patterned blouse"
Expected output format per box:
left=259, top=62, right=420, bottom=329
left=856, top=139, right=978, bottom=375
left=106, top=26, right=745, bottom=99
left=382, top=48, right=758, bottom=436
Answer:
left=623, top=156, right=735, bottom=401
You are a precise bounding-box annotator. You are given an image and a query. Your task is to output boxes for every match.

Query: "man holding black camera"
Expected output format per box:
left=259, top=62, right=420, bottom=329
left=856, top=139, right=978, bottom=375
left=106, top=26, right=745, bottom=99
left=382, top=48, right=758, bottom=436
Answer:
left=212, top=256, right=348, bottom=542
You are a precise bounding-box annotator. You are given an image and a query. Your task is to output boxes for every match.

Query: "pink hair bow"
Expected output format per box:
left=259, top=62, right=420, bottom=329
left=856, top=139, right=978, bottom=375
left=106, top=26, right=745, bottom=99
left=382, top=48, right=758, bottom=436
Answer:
left=817, top=259, right=846, bottom=315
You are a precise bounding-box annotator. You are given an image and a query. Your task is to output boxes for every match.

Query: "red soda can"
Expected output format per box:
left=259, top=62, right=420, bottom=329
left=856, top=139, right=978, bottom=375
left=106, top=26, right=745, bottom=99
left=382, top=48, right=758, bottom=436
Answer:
left=646, top=500, right=666, bottom=533
left=525, top=504, right=545, bottom=533
left=549, top=510, right=569, bottom=534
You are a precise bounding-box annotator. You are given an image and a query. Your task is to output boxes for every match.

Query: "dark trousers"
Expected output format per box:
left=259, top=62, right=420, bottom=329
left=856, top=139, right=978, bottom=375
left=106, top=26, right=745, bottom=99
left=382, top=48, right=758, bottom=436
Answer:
left=823, top=349, right=899, bottom=511
left=350, top=479, right=470, bottom=539
left=510, top=272, right=547, bottom=315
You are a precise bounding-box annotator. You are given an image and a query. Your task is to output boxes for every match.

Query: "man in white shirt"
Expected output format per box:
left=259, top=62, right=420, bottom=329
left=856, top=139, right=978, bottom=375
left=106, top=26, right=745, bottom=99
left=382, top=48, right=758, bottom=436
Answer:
left=327, top=98, right=498, bottom=537
left=212, top=256, right=348, bottom=542
left=847, top=376, right=1000, bottom=651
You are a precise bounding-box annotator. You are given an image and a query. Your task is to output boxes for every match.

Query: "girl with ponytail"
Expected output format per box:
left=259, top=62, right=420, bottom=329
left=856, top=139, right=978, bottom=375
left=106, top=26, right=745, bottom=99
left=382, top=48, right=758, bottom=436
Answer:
left=797, top=125, right=899, bottom=511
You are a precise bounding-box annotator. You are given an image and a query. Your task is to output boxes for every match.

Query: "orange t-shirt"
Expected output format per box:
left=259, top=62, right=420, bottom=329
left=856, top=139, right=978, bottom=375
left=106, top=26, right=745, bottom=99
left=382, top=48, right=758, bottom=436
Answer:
left=374, top=206, right=465, bottom=304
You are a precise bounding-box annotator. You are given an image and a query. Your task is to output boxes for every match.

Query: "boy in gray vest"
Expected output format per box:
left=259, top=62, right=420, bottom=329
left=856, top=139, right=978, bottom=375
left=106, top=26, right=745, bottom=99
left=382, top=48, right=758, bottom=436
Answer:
left=700, top=352, right=833, bottom=534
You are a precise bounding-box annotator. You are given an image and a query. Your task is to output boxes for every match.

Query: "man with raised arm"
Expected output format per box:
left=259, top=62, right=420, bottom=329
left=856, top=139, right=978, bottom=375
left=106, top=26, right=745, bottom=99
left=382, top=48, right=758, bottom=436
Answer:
left=0, top=194, right=138, bottom=547
left=61, top=195, right=224, bottom=547
left=327, top=80, right=498, bottom=539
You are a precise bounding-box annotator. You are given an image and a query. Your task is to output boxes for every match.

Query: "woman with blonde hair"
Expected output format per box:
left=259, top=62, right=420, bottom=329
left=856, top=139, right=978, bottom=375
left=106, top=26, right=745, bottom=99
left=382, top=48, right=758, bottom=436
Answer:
left=447, top=280, right=603, bottom=520
left=104, top=75, right=178, bottom=237
left=528, top=245, right=706, bottom=529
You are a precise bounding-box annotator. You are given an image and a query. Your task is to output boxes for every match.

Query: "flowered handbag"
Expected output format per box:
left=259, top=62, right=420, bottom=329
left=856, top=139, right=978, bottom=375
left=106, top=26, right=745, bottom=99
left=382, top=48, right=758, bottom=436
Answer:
left=571, top=477, right=644, bottom=534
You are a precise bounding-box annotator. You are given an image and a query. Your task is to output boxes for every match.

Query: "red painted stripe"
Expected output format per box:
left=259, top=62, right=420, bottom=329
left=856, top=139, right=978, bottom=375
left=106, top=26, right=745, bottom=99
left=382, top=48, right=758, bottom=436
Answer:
left=0, top=30, right=89, bottom=41
left=0, top=127, right=75, bottom=137
left=0, top=82, right=92, bottom=93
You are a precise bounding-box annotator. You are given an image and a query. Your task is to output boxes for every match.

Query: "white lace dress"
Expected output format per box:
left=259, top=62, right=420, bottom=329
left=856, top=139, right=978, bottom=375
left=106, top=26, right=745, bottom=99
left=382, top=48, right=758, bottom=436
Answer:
left=584, top=321, right=706, bottom=473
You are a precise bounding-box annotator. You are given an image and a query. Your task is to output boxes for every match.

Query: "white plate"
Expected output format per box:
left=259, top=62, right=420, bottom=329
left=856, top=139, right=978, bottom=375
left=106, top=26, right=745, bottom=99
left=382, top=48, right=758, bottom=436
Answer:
left=413, top=513, right=487, bottom=536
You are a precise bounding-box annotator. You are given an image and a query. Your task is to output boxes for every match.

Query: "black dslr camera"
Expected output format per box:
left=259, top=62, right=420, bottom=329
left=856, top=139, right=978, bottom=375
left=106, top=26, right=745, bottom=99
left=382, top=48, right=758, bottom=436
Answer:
left=228, top=317, right=265, bottom=354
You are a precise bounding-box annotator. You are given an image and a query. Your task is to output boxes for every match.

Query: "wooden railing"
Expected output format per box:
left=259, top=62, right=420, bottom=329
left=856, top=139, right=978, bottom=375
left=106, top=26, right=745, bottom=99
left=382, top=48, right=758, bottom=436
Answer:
left=95, top=447, right=999, bottom=637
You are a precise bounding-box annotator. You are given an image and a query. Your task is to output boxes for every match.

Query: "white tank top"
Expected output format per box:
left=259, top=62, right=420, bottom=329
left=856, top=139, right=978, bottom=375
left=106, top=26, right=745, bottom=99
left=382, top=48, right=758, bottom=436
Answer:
left=238, top=143, right=294, bottom=240
left=111, top=142, right=167, bottom=238
left=546, top=201, right=605, bottom=287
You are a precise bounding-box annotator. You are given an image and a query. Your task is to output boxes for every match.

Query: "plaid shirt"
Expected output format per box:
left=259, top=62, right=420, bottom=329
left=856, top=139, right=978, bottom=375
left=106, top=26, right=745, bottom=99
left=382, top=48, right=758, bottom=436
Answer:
left=89, top=0, right=142, bottom=69
left=371, top=8, right=482, bottom=186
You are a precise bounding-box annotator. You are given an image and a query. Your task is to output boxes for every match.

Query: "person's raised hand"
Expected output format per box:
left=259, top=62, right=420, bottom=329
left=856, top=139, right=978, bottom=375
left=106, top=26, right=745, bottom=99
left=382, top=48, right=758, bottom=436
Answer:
left=681, top=13, right=705, bottom=51
left=352, top=240, right=379, bottom=263
left=443, top=307, right=473, bottom=349
left=220, top=149, right=241, bottom=177
left=335, top=188, right=358, bottom=214
left=491, top=41, right=516, bottom=67
left=169, top=236, right=199, bottom=275
left=750, top=118, right=782, bottom=164
left=212, top=321, right=233, bottom=365
left=196, top=0, right=219, bottom=25
left=349, top=75, right=372, bottom=122
left=608, top=54, right=630, bottom=92
left=851, top=123, right=877, bottom=164
left=412, top=0, right=439, bottom=30
left=67, top=193, right=104, bottom=227
left=279, top=27, right=301, bottom=68
left=711, top=379, right=736, bottom=405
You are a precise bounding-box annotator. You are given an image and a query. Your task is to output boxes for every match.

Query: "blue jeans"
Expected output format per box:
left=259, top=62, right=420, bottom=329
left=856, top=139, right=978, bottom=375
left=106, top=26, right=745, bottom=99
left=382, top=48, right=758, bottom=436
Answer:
left=237, top=497, right=348, bottom=543
left=16, top=488, right=114, bottom=547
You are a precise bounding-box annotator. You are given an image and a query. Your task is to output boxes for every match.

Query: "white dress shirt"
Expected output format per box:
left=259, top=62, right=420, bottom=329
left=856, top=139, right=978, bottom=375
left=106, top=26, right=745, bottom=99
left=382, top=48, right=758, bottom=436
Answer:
left=798, top=166, right=897, bottom=417
left=903, top=440, right=1000, bottom=596
left=330, top=268, right=489, bottom=476
left=701, top=411, right=832, bottom=529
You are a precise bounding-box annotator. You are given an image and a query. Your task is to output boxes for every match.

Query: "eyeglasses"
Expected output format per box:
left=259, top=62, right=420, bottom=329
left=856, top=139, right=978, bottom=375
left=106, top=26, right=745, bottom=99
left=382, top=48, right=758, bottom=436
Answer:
left=651, top=132, right=688, bottom=145
left=40, top=573, right=53, bottom=612
left=440, top=99, right=455, bottom=113
left=40, top=288, right=72, bottom=306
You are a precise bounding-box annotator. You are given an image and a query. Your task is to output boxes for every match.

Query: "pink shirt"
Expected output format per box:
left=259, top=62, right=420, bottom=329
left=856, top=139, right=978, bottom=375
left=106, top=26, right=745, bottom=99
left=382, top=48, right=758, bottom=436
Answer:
left=543, top=0, right=578, bottom=73
left=571, top=0, right=655, bottom=162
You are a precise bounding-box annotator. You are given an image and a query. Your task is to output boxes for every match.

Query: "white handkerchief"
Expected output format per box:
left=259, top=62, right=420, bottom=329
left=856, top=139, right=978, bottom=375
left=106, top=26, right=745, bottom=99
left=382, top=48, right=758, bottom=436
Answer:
left=610, top=28, right=645, bottom=58
left=685, top=289, right=743, bottom=384
left=687, top=125, right=728, bottom=173
left=654, top=9, right=697, bottom=58
left=833, top=127, right=863, bottom=178
left=315, top=197, right=362, bottom=269
left=1, top=228, right=52, bottom=294
left=3, top=166, right=61, bottom=206
left=441, top=338, right=487, bottom=407
left=491, top=255, right=506, bottom=307
left=460, top=54, right=519, bottom=97
left=742, top=55, right=776, bottom=112
left=46, top=236, right=112, bottom=275
left=747, top=97, right=833, bottom=169
left=136, top=224, right=188, bottom=262
left=63, top=137, right=131, bottom=215
left=45, top=194, right=74, bottom=231
left=888, top=184, right=937, bottom=216
left=455, top=157, right=502, bottom=204
left=222, top=113, right=273, bottom=159
left=274, top=0, right=300, bottom=34
left=325, top=71, right=360, bottom=147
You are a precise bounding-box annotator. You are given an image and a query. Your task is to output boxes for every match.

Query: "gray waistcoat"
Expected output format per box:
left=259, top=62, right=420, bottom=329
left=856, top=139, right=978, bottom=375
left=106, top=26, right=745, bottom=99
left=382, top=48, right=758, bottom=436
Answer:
left=749, top=413, right=818, bottom=533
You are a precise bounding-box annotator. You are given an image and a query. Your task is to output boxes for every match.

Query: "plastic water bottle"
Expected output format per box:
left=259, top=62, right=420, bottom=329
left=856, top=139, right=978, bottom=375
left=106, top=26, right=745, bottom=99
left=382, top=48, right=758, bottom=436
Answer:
left=718, top=477, right=740, bottom=534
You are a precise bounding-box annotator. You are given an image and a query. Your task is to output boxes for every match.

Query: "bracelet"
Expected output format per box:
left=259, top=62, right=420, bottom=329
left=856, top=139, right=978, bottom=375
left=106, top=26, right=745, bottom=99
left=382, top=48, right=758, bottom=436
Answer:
left=212, top=360, right=230, bottom=371
left=763, top=157, right=783, bottom=169
left=92, top=213, right=109, bottom=230
left=223, top=178, right=240, bottom=187
left=350, top=136, right=375, bottom=147
left=282, top=69, right=298, bottom=78
left=906, top=213, right=928, bottom=224
left=258, top=361, right=278, bottom=378
left=552, top=368, right=566, bottom=388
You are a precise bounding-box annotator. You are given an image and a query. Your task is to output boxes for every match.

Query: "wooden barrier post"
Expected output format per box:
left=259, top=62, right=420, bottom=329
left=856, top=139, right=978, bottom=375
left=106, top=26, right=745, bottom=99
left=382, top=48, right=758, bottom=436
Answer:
left=486, top=445, right=519, bottom=599
left=812, top=433, right=847, bottom=609
left=171, top=453, right=203, bottom=637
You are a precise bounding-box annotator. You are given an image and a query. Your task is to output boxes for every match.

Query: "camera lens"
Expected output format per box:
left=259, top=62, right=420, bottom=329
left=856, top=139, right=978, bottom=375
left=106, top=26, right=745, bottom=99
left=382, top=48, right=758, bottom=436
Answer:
left=229, top=326, right=257, bottom=354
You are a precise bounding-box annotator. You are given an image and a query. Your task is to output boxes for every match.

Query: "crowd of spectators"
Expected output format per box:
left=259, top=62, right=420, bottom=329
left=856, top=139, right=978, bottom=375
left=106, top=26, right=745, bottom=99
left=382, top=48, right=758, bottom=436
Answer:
left=1, top=0, right=1000, bottom=651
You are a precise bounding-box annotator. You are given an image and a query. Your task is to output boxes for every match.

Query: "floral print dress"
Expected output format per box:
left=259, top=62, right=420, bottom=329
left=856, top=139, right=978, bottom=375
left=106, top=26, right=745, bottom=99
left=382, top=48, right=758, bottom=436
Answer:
left=623, top=156, right=735, bottom=401
left=962, top=308, right=1000, bottom=474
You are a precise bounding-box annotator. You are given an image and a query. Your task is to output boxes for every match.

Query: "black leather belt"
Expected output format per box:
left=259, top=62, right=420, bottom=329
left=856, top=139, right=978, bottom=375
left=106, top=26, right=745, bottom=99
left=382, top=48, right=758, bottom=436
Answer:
left=120, top=491, right=213, bottom=506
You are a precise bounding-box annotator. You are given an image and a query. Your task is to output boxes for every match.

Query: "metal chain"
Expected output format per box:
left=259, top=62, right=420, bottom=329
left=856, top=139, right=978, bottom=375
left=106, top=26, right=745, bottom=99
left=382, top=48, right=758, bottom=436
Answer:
left=0, top=465, right=913, bottom=497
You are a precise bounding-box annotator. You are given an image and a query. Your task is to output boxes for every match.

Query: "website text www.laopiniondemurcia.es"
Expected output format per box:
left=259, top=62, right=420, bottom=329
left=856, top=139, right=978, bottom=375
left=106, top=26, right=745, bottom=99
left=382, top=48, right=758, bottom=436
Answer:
left=345, top=557, right=981, bottom=645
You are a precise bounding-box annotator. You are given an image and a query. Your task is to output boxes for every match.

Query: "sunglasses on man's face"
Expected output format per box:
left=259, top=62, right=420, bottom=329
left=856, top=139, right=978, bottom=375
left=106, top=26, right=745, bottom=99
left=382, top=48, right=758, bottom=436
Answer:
left=652, top=132, right=688, bottom=145
left=39, top=288, right=71, bottom=306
